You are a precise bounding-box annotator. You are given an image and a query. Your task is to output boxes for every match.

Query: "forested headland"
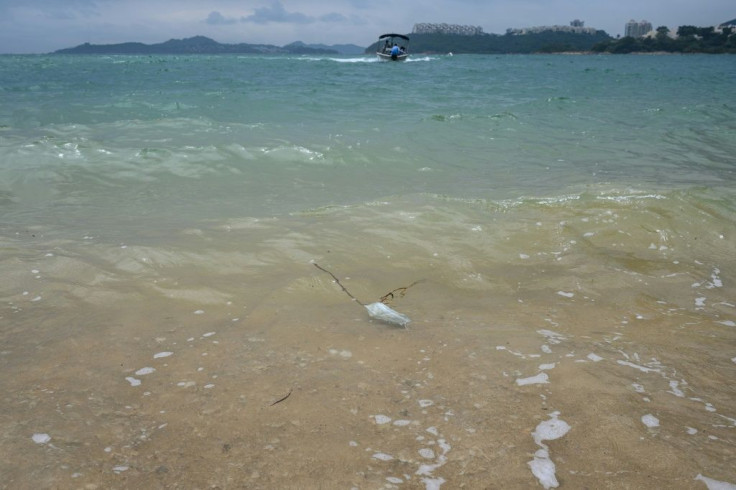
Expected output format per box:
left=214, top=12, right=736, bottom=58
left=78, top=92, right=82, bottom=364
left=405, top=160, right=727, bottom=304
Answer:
left=367, top=24, right=736, bottom=54
left=592, top=26, right=736, bottom=54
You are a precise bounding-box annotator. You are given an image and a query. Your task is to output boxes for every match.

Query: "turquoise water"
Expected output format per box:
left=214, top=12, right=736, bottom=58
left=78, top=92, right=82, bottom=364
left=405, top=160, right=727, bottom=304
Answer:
left=2, top=54, right=735, bottom=231
left=1, top=53, right=736, bottom=488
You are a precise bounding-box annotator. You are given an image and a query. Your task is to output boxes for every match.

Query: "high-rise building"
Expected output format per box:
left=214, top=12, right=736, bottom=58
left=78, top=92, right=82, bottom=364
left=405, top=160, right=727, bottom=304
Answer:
left=625, top=19, right=653, bottom=38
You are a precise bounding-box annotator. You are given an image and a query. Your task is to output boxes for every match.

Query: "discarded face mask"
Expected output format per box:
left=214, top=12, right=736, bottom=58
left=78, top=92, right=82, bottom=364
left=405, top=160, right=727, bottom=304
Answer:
left=314, top=262, right=415, bottom=328
left=364, top=302, right=411, bottom=327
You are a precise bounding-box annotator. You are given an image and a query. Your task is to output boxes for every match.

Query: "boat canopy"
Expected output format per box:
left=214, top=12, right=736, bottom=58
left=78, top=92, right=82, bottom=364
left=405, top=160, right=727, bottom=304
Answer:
left=378, top=33, right=410, bottom=41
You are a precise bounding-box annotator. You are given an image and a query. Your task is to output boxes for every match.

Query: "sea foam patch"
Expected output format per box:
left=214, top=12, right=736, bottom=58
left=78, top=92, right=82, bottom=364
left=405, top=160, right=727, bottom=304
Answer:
left=32, top=433, right=51, bottom=444
left=537, top=330, right=566, bottom=345
left=528, top=412, right=571, bottom=489
left=516, top=373, right=549, bottom=386
left=641, top=414, right=660, bottom=428
left=695, top=473, right=736, bottom=490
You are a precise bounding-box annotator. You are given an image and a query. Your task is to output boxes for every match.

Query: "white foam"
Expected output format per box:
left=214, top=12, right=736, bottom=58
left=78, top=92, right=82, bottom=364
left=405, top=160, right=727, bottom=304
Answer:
left=177, top=381, right=196, bottom=388
left=112, top=465, right=129, bottom=474
left=617, top=360, right=660, bottom=374
left=386, top=476, right=403, bottom=484
left=32, top=433, right=51, bottom=444
left=374, top=415, right=392, bottom=425
left=557, top=291, right=574, bottom=298
left=641, top=414, right=659, bottom=428
left=154, top=351, right=173, bottom=359
left=416, top=438, right=451, bottom=477
left=202, top=331, right=216, bottom=337
left=695, top=474, right=736, bottom=490
left=135, top=367, right=155, bottom=376
left=586, top=353, right=603, bottom=362
left=421, top=477, right=446, bottom=490
left=668, top=380, right=685, bottom=397
left=539, top=363, right=556, bottom=370
left=418, top=399, right=434, bottom=408
left=529, top=448, right=559, bottom=489
left=533, top=413, right=571, bottom=445
left=194, top=310, right=205, bottom=315
left=419, top=448, right=435, bottom=459
left=516, top=373, right=549, bottom=386
left=372, top=452, right=394, bottom=461
left=528, top=412, right=571, bottom=489
left=717, top=320, right=735, bottom=327
left=537, top=330, right=565, bottom=344
left=707, top=269, right=723, bottom=289
left=125, top=377, right=141, bottom=387
left=393, top=419, right=411, bottom=426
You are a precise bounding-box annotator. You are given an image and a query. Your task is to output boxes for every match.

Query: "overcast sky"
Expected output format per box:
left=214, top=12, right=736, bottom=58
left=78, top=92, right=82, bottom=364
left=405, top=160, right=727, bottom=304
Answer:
left=1, top=0, right=733, bottom=53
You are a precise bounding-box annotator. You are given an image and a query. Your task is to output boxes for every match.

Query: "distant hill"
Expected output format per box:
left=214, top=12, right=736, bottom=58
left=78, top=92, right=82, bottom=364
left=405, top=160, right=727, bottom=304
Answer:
left=54, top=36, right=345, bottom=55
left=366, top=30, right=613, bottom=54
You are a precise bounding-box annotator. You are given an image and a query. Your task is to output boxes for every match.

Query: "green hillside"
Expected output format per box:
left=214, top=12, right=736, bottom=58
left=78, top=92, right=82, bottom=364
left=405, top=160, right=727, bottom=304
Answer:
left=366, top=31, right=613, bottom=54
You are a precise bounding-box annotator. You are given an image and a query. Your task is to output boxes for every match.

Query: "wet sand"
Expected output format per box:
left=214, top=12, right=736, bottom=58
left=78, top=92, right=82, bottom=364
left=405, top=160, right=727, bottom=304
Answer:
left=1, top=197, right=735, bottom=489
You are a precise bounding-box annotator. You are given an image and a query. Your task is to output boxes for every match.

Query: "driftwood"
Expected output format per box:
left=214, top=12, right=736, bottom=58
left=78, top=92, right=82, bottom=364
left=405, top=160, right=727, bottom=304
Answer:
left=270, top=389, right=292, bottom=406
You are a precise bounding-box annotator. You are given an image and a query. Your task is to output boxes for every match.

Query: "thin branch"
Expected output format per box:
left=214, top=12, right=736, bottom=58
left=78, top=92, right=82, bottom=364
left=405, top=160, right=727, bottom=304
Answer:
left=270, top=389, right=292, bottom=406
left=380, top=280, right=425, bottom=305
left=313, top=263, right=365, bottom=306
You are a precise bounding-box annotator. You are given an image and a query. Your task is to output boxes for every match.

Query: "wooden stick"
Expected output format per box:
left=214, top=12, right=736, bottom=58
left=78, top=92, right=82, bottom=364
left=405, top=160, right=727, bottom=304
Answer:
left=313, top=263, right=365, bottom=306
left=270, top=389, right=292, bottom=406
left=380, top=280, right=425, bottom=305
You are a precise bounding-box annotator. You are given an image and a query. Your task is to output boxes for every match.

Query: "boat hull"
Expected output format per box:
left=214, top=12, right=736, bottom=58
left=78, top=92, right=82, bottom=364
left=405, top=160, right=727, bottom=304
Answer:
left=377, top=52, right=408, bottom=62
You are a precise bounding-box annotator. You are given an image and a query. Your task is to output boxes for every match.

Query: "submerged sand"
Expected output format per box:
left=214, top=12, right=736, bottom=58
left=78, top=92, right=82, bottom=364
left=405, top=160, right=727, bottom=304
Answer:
left=1, top=196, right=735, bottom=489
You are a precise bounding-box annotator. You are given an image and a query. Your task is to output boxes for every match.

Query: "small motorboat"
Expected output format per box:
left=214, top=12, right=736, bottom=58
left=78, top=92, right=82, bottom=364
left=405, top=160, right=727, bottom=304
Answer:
left=376, top=33, right=409, bottom=61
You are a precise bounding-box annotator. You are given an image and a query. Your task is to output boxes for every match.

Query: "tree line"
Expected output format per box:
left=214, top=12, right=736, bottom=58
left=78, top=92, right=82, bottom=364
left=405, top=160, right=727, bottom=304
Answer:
left=366, top=31, right=613, bottom=55
left=366, top=25, right=736, bottom=54
left=592, top=26, right=736, bottom=54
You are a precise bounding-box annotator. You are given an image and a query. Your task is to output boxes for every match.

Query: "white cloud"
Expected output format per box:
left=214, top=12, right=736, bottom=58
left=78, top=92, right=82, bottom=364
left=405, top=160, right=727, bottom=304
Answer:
left=241, top=1, right=314, bottom=25
left=206, top=11, right=237, bottom=25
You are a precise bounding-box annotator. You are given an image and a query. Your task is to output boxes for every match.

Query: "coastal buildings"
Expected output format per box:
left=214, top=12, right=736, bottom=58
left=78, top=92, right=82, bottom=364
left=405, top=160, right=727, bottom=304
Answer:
left=625, top=19, right=653, bottom=38
left=506, top=20, right=598, bottom=35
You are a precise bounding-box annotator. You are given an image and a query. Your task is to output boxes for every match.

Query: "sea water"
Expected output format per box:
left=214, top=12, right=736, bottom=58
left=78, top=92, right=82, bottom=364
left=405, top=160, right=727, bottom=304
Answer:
left=1, top=53, right=735, bottom=488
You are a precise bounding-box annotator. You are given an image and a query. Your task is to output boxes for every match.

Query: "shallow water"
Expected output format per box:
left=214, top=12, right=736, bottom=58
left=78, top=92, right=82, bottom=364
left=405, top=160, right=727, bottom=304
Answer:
left=1, top=53, right=735, bottom=488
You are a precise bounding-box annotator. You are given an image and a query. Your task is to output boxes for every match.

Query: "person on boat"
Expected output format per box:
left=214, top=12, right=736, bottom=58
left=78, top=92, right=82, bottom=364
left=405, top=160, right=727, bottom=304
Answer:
left=390, top=44, right=400, bottom=57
